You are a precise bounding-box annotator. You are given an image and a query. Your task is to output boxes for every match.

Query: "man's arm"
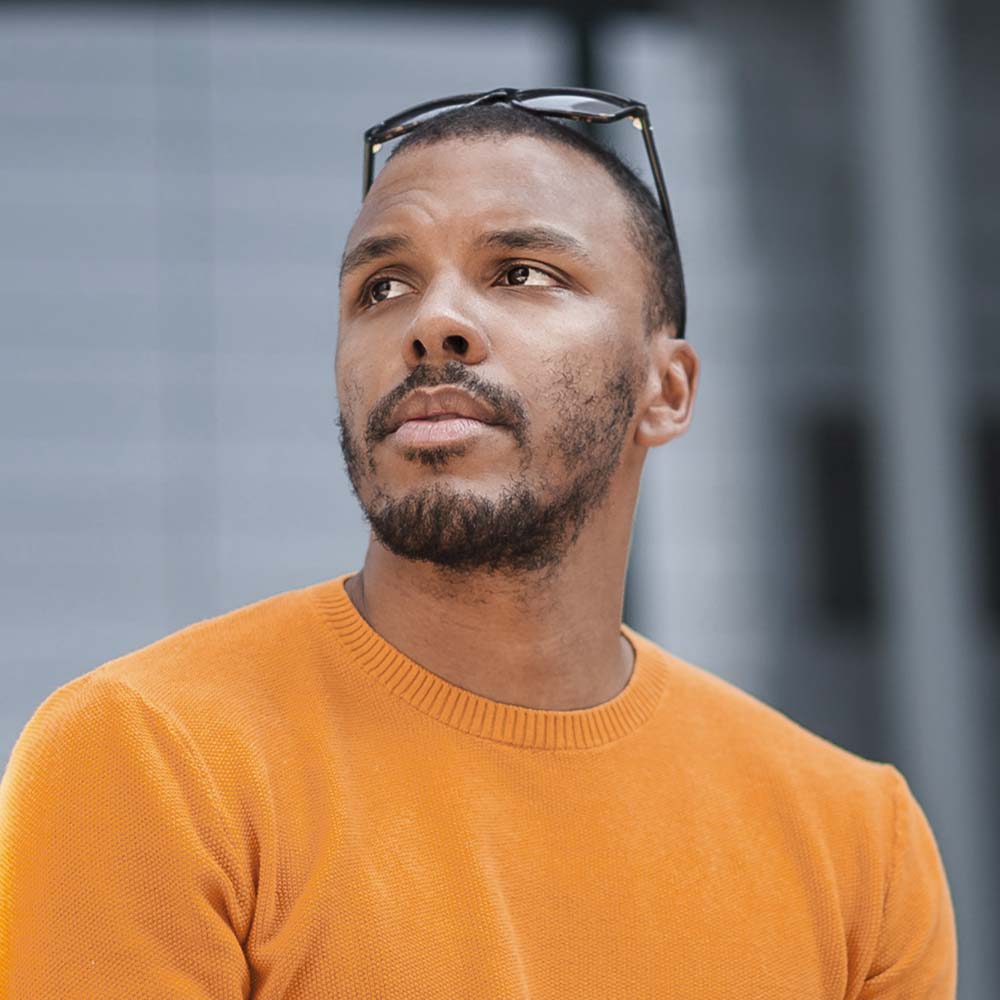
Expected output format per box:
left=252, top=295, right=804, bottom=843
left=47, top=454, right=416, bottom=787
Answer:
left=0, top=674, right=253, bottom=998
left=858, top=764, right=958, bottom=999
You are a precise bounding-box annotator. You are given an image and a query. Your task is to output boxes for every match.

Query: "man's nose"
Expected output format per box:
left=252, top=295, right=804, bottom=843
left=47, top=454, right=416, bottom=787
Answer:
left=401, top=277, right=489, bottom=368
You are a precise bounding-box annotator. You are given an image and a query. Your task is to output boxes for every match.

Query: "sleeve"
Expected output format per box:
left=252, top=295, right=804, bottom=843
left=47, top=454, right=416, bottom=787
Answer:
left=0, top=674, right=254, bottom=999
left=859, top=763, right=958, bottom=999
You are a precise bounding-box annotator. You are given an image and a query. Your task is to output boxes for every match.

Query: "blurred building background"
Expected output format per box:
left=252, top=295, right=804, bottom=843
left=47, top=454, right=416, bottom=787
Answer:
left=1, top=0, right=996, bottom=995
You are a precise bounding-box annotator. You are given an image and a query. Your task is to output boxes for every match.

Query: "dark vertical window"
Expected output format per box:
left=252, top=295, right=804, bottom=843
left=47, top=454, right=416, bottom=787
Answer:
left=973, top=414, right=1000, bottom=624
left=801, top=412, right=879, bottom=629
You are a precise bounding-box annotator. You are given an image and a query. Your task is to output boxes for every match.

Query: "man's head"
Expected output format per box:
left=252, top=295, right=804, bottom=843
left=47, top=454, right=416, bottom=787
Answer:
left=335, top=103, right=698, bottom=576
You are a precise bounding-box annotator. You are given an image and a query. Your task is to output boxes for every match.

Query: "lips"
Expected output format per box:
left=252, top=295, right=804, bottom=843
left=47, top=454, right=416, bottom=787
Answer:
left=388, top=386, right=499, bottom=433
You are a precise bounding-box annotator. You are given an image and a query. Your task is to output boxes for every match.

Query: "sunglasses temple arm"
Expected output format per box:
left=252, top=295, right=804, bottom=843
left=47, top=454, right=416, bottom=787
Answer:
left=638, top=118, right=676, bottom=250
left=363, top=142, right=374, bottom=198
left=639, top=115, right=686, bottom=337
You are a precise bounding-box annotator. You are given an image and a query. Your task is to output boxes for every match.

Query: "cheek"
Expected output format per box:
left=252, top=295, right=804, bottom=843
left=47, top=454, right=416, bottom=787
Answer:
left=532, top=344, right=644, bottom=447
left=537, top=350, right=601, bottom=406
left=523, top=354, right=599, bottom=456
left=335, top=368, right=365, bottom=428
left=335, top=330, right=380, bottom=413
left=339, top=375, right=365, bottom=411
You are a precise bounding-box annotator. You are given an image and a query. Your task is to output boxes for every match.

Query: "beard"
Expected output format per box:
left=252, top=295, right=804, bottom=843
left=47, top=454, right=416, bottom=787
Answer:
left=338, top=357, right=642, bottom=575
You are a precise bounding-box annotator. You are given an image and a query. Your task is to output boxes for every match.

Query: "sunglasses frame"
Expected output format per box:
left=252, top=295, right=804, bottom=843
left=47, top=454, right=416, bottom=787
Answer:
left=361, top=86, right=686, bottom=339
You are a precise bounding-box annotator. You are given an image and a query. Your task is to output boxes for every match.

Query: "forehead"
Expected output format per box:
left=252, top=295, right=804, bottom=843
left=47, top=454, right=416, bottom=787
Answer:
left=346, top=135, right=634, bottom=255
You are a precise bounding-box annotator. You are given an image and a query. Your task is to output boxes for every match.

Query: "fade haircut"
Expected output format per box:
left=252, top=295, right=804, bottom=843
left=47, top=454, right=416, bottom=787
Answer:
left=384, top=104, right=685, bottom=339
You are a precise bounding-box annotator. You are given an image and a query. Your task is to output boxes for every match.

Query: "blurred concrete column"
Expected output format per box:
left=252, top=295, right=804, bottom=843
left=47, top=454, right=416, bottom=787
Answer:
left=613, top=21, right=776, bottom=700
left=847, top=0, right=993, bottom=995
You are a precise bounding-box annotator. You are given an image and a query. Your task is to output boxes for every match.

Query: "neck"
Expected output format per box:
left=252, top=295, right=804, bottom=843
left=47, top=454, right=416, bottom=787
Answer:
left=343, top=498, right=637, bottom=712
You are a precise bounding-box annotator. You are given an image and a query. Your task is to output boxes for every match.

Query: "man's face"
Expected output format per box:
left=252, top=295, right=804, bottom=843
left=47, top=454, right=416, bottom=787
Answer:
left=335, top=134, right=655, bottom=574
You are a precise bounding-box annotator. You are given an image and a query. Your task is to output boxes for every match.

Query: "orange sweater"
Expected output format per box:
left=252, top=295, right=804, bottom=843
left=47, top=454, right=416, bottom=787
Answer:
left=1, top=573, right=956, bottom=998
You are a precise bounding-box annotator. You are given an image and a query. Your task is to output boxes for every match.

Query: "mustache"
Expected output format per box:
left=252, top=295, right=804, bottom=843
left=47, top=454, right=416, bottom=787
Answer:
left=365, top=361, right=529, bottom=448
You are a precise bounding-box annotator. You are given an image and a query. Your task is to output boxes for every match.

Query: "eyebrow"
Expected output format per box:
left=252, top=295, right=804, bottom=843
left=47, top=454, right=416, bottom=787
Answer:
left=339, top=233, right=413, bottom=284
left=338, top=224, right=593, bottom=285
left=475, top=226, right=593, bottom=263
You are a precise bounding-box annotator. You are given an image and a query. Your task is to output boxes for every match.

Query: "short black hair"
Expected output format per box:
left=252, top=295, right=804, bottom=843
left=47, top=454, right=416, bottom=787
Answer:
left=384, top=104, right=685, bottom=340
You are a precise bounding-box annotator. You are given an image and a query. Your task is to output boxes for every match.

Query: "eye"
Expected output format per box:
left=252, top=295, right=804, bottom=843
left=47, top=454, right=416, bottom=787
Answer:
left=364, top=276, right=411, bottom=306
left=500, top=264, right=559, bottom=287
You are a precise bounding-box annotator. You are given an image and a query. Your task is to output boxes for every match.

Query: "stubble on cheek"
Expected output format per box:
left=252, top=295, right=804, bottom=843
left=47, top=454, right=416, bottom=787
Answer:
left=336, top=371, right=372, bottom=494
left=545, top=361, right=593, bottom=473
left=539, top=350, right=642, bottom=479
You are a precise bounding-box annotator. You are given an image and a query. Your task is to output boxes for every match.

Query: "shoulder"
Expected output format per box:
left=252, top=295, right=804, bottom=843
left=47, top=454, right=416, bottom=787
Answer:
left=4, top=581, right=333, bottom=874
left=97, top=581, right=318, bottom=698
left=627, top=630, right=956, bottom=991
left=62, top=580, right=329, bottom=734
left=628, top=626, right=894, bottom=821
left=11, top=579, right=331, bottom=791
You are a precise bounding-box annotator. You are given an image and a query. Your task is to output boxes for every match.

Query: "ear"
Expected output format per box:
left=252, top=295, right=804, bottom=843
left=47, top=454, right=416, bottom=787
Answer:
left=634, top=332, right=699, bottom=448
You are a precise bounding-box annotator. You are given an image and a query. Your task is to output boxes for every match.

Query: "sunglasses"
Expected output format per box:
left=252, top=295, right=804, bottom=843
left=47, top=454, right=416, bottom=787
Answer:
left=361, top=87, right=686, bottom=339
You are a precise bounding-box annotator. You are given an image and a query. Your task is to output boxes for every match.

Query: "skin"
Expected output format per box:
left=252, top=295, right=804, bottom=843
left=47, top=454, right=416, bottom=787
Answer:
left=335, top=134, right=699, bottom=711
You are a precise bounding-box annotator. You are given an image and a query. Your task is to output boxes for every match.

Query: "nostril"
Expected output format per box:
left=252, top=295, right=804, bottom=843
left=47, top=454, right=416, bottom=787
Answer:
left=412, top=339, right=427, bottom=359
left=444, top=334, right=468, bottom=355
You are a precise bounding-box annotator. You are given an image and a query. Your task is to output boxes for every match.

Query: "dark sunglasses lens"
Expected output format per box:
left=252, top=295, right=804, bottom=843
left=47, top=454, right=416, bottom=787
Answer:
left=516, top=94, right=626, bottom=118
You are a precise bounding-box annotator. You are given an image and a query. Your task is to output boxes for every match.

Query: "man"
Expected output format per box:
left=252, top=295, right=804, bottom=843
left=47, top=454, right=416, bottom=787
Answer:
left=0, top=91, right=956, bottom=998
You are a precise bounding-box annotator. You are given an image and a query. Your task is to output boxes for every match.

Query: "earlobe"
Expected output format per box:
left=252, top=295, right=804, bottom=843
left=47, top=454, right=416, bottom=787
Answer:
left=634, top=338, right=699, bottom=449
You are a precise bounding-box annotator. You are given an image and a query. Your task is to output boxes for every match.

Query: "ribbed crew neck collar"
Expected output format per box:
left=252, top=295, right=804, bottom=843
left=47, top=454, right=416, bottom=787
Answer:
left=310, top=573, right=667, bottom=751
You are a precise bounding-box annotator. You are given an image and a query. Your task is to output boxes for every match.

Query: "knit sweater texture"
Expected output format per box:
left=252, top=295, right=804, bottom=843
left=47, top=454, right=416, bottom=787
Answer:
left=1, top=573, right=956, bottom=998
